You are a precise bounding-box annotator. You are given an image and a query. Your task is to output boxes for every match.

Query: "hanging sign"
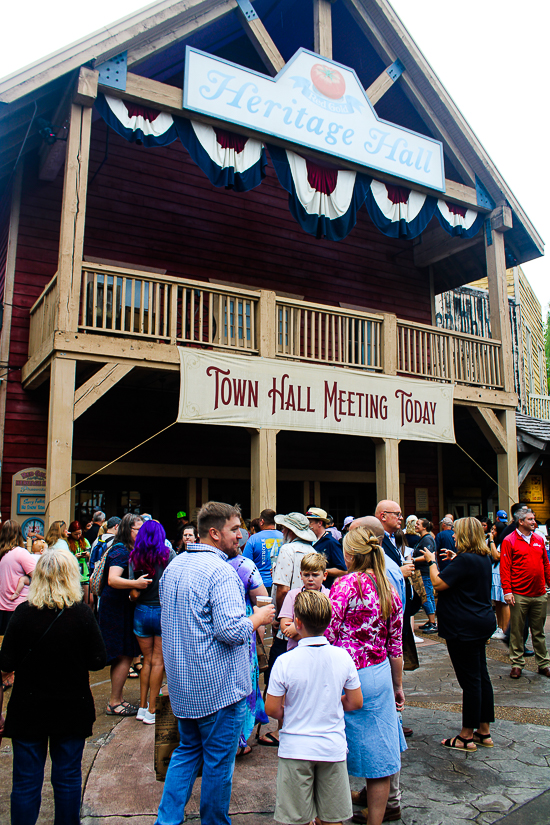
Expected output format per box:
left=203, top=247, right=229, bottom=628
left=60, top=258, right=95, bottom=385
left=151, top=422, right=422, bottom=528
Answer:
left=183, top=47, right=445, bottom=192
left=178, top=350, right=455, bottom=443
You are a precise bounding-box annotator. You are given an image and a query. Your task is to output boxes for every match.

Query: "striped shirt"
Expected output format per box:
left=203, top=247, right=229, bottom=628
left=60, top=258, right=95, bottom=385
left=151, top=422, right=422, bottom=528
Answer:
left=159, top=543, right=253, bottom=718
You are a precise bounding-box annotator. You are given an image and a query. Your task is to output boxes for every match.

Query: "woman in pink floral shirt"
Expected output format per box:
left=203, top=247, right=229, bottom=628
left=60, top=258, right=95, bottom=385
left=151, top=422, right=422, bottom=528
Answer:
left=326, top=526, right=406, bottom=825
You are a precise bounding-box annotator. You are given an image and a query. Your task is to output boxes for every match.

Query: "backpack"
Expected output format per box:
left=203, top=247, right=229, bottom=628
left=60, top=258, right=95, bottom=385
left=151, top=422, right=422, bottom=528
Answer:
left=90, top=540, right=115, bottom=596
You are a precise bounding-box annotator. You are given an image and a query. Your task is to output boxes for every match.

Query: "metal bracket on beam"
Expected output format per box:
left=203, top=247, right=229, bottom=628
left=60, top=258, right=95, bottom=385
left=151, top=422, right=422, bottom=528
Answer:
left=386, top=58, right=405, bottom=82
left=236, top=0, right=258, bottom=21
left=475, top=174, right=495, bottom=210
left=96, top=51, right=128, bottom=91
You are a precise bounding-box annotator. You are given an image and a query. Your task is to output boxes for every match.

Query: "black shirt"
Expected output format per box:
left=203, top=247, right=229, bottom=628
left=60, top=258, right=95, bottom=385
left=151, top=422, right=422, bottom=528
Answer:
left=413, top=534, right=436, bottom=573
left=437, top=552, right=496, bottom=642
left=314, top=531, right=346, bottom=589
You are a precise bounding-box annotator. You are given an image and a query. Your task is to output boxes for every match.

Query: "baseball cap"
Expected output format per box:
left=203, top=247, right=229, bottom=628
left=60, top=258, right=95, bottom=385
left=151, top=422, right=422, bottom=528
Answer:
left=440, top=517, right=453, bottom=527
left=306, top=507, right=330, bottom=523
left=106, top=516, right=121, bottom=529
left=343, top=516, right=354, bottom=528
left=177, top=511, right=187, bottom=519
left=496, top=510, right=507, bottom=520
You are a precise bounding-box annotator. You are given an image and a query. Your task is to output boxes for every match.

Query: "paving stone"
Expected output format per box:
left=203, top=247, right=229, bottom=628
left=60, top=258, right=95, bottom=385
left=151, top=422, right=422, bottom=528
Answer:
left=472, top=794, right=513, bottom=813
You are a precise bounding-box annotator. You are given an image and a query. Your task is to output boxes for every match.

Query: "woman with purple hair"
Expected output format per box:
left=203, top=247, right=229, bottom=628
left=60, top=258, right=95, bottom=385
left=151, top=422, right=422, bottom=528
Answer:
left=129, top=520, right=175, bottom=725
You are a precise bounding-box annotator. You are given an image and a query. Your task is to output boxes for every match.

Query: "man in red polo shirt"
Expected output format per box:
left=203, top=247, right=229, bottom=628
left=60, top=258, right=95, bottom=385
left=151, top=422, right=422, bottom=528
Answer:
left=500, top=507, right=550, bottom=680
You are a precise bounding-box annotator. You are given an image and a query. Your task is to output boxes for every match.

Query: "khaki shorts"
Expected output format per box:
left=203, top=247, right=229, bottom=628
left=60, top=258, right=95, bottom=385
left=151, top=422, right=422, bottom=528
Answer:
left=274, top=757, right=352, bottom=824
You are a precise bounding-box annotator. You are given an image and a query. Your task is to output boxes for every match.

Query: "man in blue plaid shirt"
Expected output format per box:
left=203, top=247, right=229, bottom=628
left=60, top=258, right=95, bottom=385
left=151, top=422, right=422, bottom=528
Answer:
left=156, top=501, right=275, bottom=825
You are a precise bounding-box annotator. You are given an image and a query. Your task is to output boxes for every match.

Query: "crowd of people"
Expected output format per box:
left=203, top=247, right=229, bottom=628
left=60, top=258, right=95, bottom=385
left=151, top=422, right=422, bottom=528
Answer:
left=0, top=497, right=549, bottom=825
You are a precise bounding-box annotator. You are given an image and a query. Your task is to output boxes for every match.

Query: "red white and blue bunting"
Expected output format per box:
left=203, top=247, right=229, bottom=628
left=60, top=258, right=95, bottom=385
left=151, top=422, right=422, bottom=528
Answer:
left=435, top=200, right=485, bottom=238
left=94, top=94, right=486, bottom=244
left=174, top=119, right=266, bottom=192
left=268, top=145, right=371, bottom=241
left=94, top=94, right=178, bottom=146
left=365, top=180, right=437, bottom=239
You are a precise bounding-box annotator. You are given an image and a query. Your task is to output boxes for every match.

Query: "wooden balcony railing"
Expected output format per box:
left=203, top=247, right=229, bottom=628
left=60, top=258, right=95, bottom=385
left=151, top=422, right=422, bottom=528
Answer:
left=276, top=297, right=383, bottom=371
left=79, top=263, right=259, bottom=353
left=28, top=273, right=58, bottom=356
left=528, top=394, right=550, bottom=420
left=27, top=265, right=507, bottom=395
left=397, top=320, right=503, bottom=389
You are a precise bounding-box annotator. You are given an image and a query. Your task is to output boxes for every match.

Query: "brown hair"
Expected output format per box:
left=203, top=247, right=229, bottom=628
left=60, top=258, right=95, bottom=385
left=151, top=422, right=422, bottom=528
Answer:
left=44, top=521, right=67, bottom=548
left=294, top=589, right=331, bottom=635
left=260, top=509, right=277, bottom=525
left=198, top=501, right=241, bottom=539
left=300, top=552, right=327, bottom=573
left=0, top=520, right=24, bottom=560
left=454, top=517, right=491, bottom=556
left=343, top=526, right=394, bottom=621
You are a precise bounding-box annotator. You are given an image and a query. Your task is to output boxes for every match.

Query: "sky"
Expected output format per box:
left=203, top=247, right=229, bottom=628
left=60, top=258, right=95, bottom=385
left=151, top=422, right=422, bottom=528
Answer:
left=2, top=0, right=548, bottom=312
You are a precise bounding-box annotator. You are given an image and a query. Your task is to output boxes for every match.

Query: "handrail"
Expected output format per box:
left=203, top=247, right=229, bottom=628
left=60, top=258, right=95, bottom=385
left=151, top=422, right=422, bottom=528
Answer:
left=29, top=273, right=58, bottom=315
left=528, top=394, right=550, bottom=420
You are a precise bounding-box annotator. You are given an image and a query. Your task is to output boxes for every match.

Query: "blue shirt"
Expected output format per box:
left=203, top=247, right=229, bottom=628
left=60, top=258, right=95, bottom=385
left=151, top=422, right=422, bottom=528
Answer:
left=384, top=556, right=406, bottom=614
left=242, top=529, right=284, bottom=588
left=314, top=531, right=347, bottom=588
left=159, top=543, right=253, bottom=718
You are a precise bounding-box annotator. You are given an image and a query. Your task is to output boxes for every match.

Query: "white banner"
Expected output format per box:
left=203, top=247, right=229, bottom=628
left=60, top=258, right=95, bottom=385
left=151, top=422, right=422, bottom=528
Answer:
left=178, top=350, right=455, bottom=444
left=183, top=47, right=445, bottom=192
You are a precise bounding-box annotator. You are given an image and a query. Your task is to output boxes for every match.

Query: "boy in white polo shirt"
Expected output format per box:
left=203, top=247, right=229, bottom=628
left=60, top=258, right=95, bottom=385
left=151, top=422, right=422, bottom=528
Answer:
left=265, top=590, right=362, bottom=825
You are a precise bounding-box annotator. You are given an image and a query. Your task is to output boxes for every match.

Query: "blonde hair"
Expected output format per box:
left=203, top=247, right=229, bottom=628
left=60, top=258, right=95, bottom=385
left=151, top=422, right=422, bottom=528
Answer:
left=294, top=589, right=331, bottom=635
left=343, top=526, right=394, bottom=620
left=454, top=517, right=490, bottom=556
left=45, top=520, right=66, bottom=548
left=27, top=548, right=83, bottom=610
left=300, top=552, right=327, bottom=573
left=405, top=515, right=417, bottom=535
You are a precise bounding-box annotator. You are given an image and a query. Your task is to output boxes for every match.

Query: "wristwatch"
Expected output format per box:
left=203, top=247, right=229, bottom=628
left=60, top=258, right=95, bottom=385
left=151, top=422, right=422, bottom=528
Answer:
left=428, top=560, right=436, bottom=566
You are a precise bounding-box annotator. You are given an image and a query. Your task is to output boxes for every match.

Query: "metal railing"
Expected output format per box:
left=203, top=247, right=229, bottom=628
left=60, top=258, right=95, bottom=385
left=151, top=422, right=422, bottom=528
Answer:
left=276, top=297, right=383, bottom=371
left=28, top=274, right=58, bottom=357
left=397, top=320, right=503, bottom=389
left=528, top=394, right=550, bottom=420
left=79, top=264, right=259, bottom=352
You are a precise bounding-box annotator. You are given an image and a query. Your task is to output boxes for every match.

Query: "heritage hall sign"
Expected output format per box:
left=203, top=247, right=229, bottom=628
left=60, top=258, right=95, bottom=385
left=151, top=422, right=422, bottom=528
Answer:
left=178, top=351, right=455, bottom=443
left=183, top=48, right=445, bottom=192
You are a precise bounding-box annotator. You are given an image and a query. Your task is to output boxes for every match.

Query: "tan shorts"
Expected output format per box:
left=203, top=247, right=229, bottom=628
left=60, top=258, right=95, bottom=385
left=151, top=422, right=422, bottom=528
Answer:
left=274, top=757, right=352, bottom=824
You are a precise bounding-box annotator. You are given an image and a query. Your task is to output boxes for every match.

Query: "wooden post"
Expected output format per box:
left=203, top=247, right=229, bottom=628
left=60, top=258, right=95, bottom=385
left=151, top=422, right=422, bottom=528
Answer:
left=258, top=289, right=277, bottom=358
left=314, top=0, right=333, bottom=58
left=250, top=428, right=277, bottom=516
left=381, top=312, right=398, bottom=375
left=437, top=444, right=445, bottom=523
left=374, top=438, right=400, bottom=503
left=45, top=356, right=76, bottom=523
left=56, top=103, right=92, bottom=332
left=496, top=409, right=519, bottom=512
left=485, top=210, right=515, bottom=393
left=0, top=165, right=23, bottom=502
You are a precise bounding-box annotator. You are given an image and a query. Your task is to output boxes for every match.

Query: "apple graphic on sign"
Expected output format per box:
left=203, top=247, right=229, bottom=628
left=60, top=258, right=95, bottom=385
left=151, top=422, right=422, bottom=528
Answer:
left=310, top=64, right=346, bottom=100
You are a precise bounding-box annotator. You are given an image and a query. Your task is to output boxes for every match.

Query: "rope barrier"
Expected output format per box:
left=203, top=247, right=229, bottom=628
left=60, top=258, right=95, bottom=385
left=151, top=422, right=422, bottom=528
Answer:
left=455, top=442, right=516, bottom=509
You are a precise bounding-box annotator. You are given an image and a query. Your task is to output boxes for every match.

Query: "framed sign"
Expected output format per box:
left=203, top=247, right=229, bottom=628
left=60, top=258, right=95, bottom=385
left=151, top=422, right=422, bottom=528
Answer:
left=415, top=488, right=429, bottom=511
left=11, top=467, right=46, bottom=521
left=519, top=474, right=544, bottom=503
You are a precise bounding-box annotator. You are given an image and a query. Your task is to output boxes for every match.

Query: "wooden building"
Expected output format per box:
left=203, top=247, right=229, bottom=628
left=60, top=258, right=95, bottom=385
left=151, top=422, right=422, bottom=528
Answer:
left=0, top=0, right=544, bottom=535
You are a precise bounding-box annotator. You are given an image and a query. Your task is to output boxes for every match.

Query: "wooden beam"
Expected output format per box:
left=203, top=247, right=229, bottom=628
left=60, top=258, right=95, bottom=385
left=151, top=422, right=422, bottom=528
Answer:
left=56, top=104, right=92, bottom=333
left=73, top=363, right=134, bottom=420
left=469, top=406, right=507, bottom=454
left=366, top=68, right=395, bottom=106
left=314, top=0, right=333, bottom=59
left=496, top=409, right=518, bottom=511
left=413, top=225, right=484, bottom=268
left=453, top=384, right=517, bottom=410
left=236, top=5, right=285, bottom=75
left=518, top=452, right=542, bottom=487
left=486, top=215, right=515, bottom=393
left=99, top=70, right=483, bottom=212
left=491, top=204, right=513, bottom=234
left=250, top=428, right=277, bottom=514
left=374, top=438, right=400, bottom=503
left=127, top=0, right=237, bottom=67
left=45, top=357, right=76, bottom=523
left=73, top=67, right=98, bottom=107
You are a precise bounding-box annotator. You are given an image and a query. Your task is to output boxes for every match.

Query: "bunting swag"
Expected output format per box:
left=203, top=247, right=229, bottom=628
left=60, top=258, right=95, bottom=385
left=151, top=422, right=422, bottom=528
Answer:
left=268, top=145, right=371, bottom=241
left=175, top=120, right=266, bottom=192
left=365, top=180, right=437, bottom=239
left=436, top=200, right=485, bottom=238
left=95, top=94, right=179, bottom=146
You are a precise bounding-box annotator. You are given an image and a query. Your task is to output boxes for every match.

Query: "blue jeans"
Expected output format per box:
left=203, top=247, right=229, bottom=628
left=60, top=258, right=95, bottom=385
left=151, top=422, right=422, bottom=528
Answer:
left=156, top=698, right=246, bottom=825
left=11, top=736, right=85, bottom=825
left=421, top=572, right=436, bottom=617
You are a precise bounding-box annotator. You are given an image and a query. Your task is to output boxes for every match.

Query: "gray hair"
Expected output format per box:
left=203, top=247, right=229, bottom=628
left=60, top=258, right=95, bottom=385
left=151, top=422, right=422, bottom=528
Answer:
left=515, top=507, right=534, bottom=522
left=92, top=511, right=106, bottom=523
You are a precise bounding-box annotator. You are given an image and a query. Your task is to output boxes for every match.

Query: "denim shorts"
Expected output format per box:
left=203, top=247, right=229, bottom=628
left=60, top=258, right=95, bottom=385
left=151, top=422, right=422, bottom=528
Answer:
left=133, top=603, right=162, bottom=637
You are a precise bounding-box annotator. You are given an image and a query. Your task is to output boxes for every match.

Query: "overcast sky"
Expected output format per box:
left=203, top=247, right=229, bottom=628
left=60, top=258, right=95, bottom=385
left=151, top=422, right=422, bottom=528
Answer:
left=2, top=0, right=548, bottom=312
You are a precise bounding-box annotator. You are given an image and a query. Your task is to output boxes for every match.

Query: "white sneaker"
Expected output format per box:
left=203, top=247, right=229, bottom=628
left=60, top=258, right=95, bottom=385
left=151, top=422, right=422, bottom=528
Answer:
left=143, top=709, right=156, bottom=725
left=136, top=707, right=147, bottom=721
left=413, top=634, right=424, bottom=643
left=491, top=629, right=506, bottom=640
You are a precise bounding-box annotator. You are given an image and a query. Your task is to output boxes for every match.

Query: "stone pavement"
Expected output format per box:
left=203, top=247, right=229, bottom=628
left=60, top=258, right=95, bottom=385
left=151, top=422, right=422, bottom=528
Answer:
left=1, top=616, right=550, bottom=824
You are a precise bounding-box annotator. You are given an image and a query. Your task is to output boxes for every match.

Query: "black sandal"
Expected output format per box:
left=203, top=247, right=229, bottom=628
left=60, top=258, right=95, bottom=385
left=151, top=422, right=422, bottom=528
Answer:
left=106, top=702, right=139, bottom=716
left=473, top=731, right=494, bottom=748
left=442, top=734, right=477, bottom=752
left=256, top=731, right=279, bottom=747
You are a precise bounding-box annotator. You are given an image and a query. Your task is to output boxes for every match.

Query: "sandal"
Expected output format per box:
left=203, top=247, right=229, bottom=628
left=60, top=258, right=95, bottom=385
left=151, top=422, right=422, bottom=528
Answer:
left=106, top=702, right=139, bottom=716
left=127, top=666, right=140, bottom=678
left=256, top=731, right=279, bottom=747
left=442, top=735, right=477, bottom=752
left=236, top=745, right=252, bottom=757
left=473, top=731, right=494, bottom=748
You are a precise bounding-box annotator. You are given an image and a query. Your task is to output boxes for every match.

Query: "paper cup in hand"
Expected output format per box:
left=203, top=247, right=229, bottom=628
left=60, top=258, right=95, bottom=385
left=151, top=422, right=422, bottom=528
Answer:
left=256, top=596, right=272, bottom=608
